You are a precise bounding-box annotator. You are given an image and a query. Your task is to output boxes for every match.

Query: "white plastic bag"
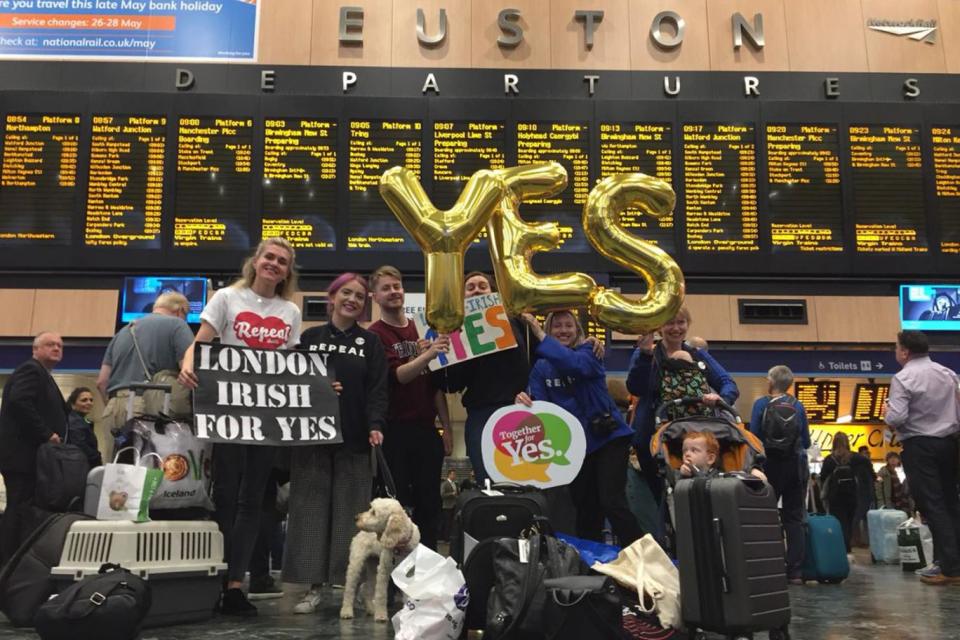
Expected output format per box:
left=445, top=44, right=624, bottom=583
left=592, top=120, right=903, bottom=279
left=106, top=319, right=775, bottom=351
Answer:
left=96, top=448, right=164, bottom=522
left=391, top=544, right=468, bottom=640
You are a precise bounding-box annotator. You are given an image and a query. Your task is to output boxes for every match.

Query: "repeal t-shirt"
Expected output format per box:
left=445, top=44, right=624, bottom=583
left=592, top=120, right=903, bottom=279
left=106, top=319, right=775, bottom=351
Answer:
left=368, top=319, right=438, bottom=426
left=201, top=286, right=301, bottom=349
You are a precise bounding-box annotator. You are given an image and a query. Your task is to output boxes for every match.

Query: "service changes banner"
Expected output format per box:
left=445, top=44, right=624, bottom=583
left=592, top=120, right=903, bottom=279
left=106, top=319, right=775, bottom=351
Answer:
left=193, top=342, right=342, bottom=446
left=0, top=0, right=258, bottom=60
left=413, top=292, right=518, bottom=371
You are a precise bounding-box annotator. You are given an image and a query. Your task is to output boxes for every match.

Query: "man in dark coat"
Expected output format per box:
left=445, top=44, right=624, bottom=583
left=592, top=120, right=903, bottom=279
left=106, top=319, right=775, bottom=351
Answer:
left=0, top=332, right=68, bottom=561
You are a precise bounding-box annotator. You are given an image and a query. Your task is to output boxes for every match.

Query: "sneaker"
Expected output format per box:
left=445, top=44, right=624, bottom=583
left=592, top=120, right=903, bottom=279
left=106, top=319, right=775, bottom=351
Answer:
left=788, top=577, right=804, bottom=586
left=920, top=573, right=960, bottom=586
left=293, top=588, right=323, bottom=614
left=916, top=562, right=941, bottom=578
left=248, top=575, right=283, bottom=600
left=220, top=588, right=258, bottom=617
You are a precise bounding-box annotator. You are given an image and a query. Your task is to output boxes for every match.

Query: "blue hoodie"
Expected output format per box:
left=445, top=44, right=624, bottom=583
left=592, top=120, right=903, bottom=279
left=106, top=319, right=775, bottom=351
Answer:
left=528, top=336, right=633, bottom=455
left=626, top=344, right=739, bottom=476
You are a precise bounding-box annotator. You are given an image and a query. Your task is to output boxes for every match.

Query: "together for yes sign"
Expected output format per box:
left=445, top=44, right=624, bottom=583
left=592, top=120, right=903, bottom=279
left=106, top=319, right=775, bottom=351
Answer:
left=414, top=292, right=518, bottom=371
left=193, top=342, right=342, bottom=446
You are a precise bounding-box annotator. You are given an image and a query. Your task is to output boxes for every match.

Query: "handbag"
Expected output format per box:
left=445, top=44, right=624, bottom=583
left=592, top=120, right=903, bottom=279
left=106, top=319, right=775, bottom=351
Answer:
left=95, top=448, right=164, bottom=522
left=485, top=528, right=587, bottom=640
left=542, top=575, right=622, bottom=640
left=592, top=534, right=681, bottom=630
left=33, top=563, right=152, bottom=640
left=35, top=427, right=90, bottom=512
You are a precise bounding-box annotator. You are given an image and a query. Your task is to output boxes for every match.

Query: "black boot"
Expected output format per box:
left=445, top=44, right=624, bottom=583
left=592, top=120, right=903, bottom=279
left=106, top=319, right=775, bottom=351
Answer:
left=220, top=588, right=258, bottom=617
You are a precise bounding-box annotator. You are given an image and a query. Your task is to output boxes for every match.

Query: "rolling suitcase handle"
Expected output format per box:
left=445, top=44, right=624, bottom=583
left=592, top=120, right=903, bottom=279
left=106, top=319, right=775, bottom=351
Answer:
left=117, top=383, right=173, bottom=421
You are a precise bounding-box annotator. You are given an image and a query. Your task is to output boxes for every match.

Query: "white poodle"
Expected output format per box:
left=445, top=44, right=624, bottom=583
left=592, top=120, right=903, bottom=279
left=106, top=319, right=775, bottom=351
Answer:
left=339, top=497, right=420, bottom=623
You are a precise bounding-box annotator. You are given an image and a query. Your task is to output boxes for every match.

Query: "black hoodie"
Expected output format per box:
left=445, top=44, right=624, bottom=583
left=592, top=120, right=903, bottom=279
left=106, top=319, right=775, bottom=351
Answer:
left=299, top=322, right=388, bottom=452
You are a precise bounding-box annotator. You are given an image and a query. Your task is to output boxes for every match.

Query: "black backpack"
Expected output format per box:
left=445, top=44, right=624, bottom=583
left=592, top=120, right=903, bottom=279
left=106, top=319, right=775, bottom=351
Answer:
left=34, top=563, right=151, bottom=640
left=760, top=396, right=800, bottom=455
left=35, top=441, right=90, bottom=512
left=827, top=461, right=858, bottom=502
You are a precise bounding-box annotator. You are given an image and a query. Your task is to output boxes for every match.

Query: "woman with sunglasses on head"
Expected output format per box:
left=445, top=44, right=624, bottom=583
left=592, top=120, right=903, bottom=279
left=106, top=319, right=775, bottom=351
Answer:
left=178, top=237, right=302, bottom=617
left=283, top=272, right=388, bottom=614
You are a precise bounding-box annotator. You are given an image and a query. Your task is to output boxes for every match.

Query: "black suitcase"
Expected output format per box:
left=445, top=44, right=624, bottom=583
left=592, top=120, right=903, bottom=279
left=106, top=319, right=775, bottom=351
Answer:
left=674, top=475, right=791, bottom=639
left=450, top=483, right=549, bottom=564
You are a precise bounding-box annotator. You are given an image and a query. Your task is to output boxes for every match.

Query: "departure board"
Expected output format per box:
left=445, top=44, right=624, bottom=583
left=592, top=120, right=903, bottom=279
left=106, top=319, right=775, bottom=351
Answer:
left=173, top=117, right=253, bottom=249
left=261, top=118, right=338, bottom=250
left=852, top=383, right=889, bottom=422
left=515, top=121, right=590, bottom=251
left=766, top=124, right=843, bottom=253
left=932, top=126, right=960, bottom=255
left=598, top=123, right=675, bottom=252
left=84, top=115, right=166, bottom=248
left=794, top=380, right=840, bottom=423
left=347, top=119, right=422, bottom=251
left=0, top=113, right=79, bottom=245
left=849, top=125, right=927, bottom=254
left=682, top=124, right=760, bottom=252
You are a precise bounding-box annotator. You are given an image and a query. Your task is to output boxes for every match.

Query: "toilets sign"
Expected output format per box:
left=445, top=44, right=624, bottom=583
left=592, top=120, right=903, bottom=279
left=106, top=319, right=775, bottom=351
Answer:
left=192, top=342, right=342, bottom=446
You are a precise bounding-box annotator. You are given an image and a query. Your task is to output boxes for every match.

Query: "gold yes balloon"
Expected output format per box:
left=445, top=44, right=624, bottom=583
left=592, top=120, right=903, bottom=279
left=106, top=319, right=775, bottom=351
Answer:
left=378, top=162, right=685, bottom=335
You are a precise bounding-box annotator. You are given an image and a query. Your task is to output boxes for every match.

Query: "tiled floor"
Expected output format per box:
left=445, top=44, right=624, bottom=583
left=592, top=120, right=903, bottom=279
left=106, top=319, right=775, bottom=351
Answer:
left=2, top=551, right=959, bottom=639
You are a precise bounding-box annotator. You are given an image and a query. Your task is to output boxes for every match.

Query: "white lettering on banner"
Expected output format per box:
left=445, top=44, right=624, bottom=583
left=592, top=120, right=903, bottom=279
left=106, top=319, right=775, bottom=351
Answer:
left=195, top=414, right=266, bottom=441
left=502, top=438, right=557, bottom=466
left=216, top=381, right=312, bottom=409
left=276, top=415, right=339, bottom=441
left=234, top=319, right=291, bottom=344
left=197, top=343, right=329, bottom=377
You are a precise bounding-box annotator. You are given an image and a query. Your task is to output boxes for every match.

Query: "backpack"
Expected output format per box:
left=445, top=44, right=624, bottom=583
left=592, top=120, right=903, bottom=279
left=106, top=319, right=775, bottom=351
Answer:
left=826, top=460, right=858, bottom=502
left=34, top=563, right=151, bottom=640
left=760, top=396, right=800, bottom=455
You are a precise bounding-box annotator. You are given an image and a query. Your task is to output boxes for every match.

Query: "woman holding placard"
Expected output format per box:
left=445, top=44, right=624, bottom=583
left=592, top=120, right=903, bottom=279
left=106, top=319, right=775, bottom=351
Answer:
left=178, top=237, right=302, bottom=617
left=515, top=310, right=640, bottom=545
left=283, top=272, right=389, bottom=615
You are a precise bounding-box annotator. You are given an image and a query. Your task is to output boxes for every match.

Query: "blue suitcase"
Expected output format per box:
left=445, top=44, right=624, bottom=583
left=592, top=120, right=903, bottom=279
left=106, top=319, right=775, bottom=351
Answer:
left=802, top=514, right=850, bottom=583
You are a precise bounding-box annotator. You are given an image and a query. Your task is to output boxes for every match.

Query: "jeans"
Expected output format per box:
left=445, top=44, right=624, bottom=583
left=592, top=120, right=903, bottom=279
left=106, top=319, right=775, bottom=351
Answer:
left=764, top=453, right=807, bottom=579
left=570, top=436, right=641, bottom=545
left=465, top=404, right=503, bottom=486
left=212, top=444, right=277, bottom=582
left=902, top=435, right=960, bottom=576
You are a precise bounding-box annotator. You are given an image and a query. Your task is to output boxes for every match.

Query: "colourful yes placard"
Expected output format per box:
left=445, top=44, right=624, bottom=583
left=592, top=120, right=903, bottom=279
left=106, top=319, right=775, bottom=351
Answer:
left=413, top=292, right=518, bottom=371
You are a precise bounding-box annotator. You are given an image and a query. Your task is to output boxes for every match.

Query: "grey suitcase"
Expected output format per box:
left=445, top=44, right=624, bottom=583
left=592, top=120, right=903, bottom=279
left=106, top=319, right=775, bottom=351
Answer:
left=674, top=474, right=791, bottom=638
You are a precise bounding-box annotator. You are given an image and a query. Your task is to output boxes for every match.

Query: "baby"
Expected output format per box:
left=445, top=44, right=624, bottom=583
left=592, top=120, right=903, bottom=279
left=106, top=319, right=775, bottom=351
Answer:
left=678, top=430, right=768, bottom=481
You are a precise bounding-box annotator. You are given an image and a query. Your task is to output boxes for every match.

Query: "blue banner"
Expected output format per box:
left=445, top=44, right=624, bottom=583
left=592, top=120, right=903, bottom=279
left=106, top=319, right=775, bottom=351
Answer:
left=0, top=0, right=257, bottom=60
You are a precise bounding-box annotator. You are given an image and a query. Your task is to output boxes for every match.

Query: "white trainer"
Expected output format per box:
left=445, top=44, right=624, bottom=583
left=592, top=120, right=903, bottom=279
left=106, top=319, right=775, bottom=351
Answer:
left=293, top=588, right=323, bottom=614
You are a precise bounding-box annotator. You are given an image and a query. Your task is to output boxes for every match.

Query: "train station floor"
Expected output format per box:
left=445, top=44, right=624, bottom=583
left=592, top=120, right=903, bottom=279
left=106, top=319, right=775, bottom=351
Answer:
left=1, top=549, right=958, bottom=639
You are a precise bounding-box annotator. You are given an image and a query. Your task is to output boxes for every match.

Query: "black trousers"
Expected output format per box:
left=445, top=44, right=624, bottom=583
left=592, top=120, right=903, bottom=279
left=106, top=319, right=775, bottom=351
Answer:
left=249, top=472, right=280, bottom=579
left=902, top=435, right=960, bottom=576
left=570, top=436, right=641, bottom=545
left=764, top=453, right=807, bottom=579
left=384, top=423, right=444, bottom=551
left=829, top=496, right=857, bottom=553
left=0, top=470, right=35, bottom=563
left=212, top=444, right=277, bottom=582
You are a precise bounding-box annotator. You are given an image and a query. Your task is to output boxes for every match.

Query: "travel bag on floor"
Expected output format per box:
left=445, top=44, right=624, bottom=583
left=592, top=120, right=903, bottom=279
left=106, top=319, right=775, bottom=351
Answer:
left=451, top=483, right=549, bottom=564
left=0, top=512, right=93, bottom=627
left=802, top=514, right=849, bottom=583
left=673, top=475, right=791, bottom=637
left=867, top=508, right=907, bottom=564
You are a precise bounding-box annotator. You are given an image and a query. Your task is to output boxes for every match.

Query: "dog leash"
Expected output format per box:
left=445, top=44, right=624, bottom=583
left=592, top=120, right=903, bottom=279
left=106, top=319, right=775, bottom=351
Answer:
left=373, top=444, right=398, bottom=500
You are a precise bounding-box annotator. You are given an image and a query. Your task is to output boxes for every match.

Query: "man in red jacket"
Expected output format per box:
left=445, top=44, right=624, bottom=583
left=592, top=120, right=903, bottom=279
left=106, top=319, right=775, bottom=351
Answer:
left=368, top=265, right=452, bottom=550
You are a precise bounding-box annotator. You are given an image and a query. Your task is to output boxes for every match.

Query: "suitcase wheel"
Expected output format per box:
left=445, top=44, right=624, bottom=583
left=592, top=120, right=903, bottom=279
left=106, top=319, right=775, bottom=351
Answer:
left=818, top=578, right=844, bottom=585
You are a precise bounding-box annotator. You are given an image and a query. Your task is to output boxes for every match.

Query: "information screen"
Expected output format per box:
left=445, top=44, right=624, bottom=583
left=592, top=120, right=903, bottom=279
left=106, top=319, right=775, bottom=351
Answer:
left=682, top=123, right=759, bottom=253
left=598, top=122, right=675, bottom=252
left=347, top=119, right=422, bottom=251
left=794, top=380, right=840, bottom=423
left=852, top=383, right=890, bottom=422
left=84, top=114, right=166, bottom=249
left=515, top=121, right=591, bottom=251
left=849, top=125, right=927, bottom=254
left=432, top=120, right=506, bottom=246
left=261, top=118, right=338, bottom=250
left=0, top=113, right=79, bottom=245
left=932, top=126, right=960, bottom=255
left=173, top=116, right=253, bottom=249
left=766, top=124, right=844, bottom=253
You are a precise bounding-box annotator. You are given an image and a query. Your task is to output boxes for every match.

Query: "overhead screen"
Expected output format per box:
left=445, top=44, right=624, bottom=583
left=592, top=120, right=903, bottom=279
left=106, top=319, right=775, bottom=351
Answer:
left=0, top=99, right=957, bottom=274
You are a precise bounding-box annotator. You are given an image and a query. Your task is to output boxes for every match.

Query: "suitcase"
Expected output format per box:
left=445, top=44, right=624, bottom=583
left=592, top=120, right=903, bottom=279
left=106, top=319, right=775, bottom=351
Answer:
left=867, top=508, right=907, bottom=564
left=50, top=520, right=226, bottom=628
left=450, top=483, right=549, bottom=565
left=674, top=475, right=791, bottom=638
left=801, top=514, right=849, bottom=583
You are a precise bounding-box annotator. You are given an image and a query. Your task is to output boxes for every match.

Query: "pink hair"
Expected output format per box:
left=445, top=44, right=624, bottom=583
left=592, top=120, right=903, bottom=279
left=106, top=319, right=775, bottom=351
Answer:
left=327, top=272, right=368, bottom=314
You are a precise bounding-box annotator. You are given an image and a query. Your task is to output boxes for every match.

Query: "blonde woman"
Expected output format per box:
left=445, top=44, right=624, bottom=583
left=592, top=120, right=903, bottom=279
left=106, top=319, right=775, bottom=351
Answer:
left=179, top=237, right=302, bottom=616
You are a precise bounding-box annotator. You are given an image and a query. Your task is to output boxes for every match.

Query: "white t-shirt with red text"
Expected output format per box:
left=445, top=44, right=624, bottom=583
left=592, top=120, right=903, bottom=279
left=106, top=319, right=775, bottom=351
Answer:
left=201, top=286, right=301, bottom=350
